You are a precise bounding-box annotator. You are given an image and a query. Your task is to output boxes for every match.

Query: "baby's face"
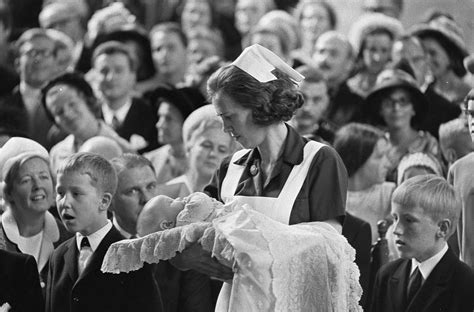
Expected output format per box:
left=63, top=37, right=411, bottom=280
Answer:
left=138, top=195, right=187, bottom=234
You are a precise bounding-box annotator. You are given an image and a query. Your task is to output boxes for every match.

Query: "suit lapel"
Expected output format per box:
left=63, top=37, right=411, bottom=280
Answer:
left=407, top=249, right=454, bottom=312
left=76, top=227, right=123, bottom=283
left=389, top=259, right=410, bottom=312
left=63, top=237, right=79, bottom=282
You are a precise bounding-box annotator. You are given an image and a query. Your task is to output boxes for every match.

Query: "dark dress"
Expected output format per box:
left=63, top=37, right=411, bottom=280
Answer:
left=204, top=124, right=347, bottom=225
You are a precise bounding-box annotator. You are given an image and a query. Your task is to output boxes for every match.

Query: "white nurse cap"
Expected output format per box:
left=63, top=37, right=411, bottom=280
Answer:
left=232, top=44, right=305, bottom=84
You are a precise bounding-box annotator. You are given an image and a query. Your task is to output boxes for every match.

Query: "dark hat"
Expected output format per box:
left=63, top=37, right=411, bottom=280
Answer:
left=149, top=86, right=196, bottom=121
left=364, top=68, right=429, bottom=128
left=410, top=16, right=468, bottom=77
left=92, top=24, right=156, bottom=81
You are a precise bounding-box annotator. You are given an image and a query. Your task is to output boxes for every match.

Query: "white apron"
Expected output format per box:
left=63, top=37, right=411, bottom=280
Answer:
left=216, top=140, right=325, bottom=311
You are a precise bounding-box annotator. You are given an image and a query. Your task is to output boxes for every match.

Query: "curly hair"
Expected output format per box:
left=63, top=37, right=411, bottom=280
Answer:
left=207, top=64, right=304, bottom=126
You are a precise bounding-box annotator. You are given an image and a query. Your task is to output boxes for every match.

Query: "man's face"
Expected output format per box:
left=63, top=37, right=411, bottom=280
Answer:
left=110, top=165, right=158, bottom=235
left=18, top=36, right=56, bottom=88
left=312, top=34, right=352, bottom=86
left=467, top=100, right=474, bottom=143
left=392, top=40, right=429, bottom=86
left=293, top=81, right=329, bottom=134
left=234, top=0, right=265, bottom=35
left=151, top=31, right=187, bottom=77
left=94, top=52, right=136, bottom=103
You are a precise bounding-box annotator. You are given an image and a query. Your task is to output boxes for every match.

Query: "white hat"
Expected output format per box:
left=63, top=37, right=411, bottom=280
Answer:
left=232, top=44, right=304, bottom=83
left=0, top=137, right=50, bottom=181
left=397, top=152, right=442, bottom=185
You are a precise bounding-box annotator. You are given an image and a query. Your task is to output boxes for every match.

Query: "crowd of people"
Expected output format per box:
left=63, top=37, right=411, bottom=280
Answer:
left=0, top=0, right=474, bottom=311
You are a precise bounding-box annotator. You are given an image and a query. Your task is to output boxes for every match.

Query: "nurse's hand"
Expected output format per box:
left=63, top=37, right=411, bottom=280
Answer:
left=170, top=243, right=234, bottom=281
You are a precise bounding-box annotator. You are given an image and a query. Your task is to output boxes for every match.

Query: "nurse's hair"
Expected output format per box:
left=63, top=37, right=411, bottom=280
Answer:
left=392, top=174, right=460, bottom=237
left=333, top=123, right=385, bottom=177
left=207, top=64, right=304, bottom=126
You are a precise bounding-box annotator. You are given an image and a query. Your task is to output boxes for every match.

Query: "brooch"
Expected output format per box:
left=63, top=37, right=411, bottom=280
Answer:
left=250, top=164, right=259, bottom=176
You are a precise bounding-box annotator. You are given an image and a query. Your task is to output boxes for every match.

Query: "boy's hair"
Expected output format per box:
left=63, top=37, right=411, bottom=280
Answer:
left=57, top=152, right=118, bottom=196
left=110, top=153, right=155, bottom=177
left=392, top=175, right=461, bottom=236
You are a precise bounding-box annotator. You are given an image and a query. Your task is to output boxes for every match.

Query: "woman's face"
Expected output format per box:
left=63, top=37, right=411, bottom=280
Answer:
left=213, top=92, right=267, bottom=149
left=181, top=0, right=212, bottom=33
left=300, top=3, right=331, bottom=45
left=156, top=101, right=184, bottom=145
left=358, top=137, right=391, bottom=185
left=8, top=157, right=54, bottom=215
left=363, top=32, right=393, bottom=74
left=187, top=127, right=232, bottom=178
left=421, top=37, right=450, bottom=79
left=379, top=88, right=416, bottom=130
left=45, top=84, right=97, bottom=136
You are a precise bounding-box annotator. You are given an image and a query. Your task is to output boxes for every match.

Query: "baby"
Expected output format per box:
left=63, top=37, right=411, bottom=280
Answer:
left=137, top=192, right=225, bottom=237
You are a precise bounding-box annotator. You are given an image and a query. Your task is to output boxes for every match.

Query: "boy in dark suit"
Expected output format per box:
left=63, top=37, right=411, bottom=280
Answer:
left=370, top=175, right=474, bottom=312
left=45, top=153, right=163, bottom=312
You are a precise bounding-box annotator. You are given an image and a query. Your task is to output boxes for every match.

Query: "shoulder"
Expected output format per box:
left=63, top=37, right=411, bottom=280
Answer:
left=0, top=249, right=33, bottom=268
left=378, top=258, right=406, bottom=277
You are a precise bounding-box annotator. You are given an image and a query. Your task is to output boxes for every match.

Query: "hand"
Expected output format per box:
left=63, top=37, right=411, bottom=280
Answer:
left=170, top=243, right=234, bottom=281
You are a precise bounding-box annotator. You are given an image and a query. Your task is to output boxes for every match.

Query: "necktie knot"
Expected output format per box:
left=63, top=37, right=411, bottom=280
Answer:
left=80, top=237, right=90, bottom=248
left=112, top=115, right=120, bottom=130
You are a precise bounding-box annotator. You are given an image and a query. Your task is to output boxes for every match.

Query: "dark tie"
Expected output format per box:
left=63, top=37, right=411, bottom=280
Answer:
left=406, top=266, right=422, bottom=304
left=111, top=115, right=120, bottom=130
left=78, top=237, right=92, bottom=275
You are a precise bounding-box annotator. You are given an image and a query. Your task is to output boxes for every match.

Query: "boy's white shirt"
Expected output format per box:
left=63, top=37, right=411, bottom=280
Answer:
left=75, top=220, right=112, bottom=252
left=410, top=243, right=448, bottom=284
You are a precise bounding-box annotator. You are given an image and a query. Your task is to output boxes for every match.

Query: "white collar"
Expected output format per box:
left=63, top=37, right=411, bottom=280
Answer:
left=112, top=217, right=133, bottom=239
left=102, top=98, right=132, bottom=125
left=1, top=208, right=60, bottom=245
left=1, top=209, right=60, bottom=271
left=411, top=243, right=448, bottom=282
left=75, top=220, right=112, bottom=252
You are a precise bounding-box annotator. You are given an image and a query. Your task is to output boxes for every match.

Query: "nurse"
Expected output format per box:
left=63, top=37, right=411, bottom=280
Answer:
left=171, top=44, right=347, bottom=280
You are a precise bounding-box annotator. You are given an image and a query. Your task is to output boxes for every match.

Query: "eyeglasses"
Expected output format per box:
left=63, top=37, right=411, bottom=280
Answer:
left=381, top=96, right=412, bottom=110
left=22, top=49, right=54, bottom=59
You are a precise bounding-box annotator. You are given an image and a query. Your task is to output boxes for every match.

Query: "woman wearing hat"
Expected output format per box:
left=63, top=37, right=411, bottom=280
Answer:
left=144, top=87, right=196, bottom=184
left=364, top=68, right=441, bottom=170
left=411, top=16, right=470, bottom=105
left=170, top=44, right=348, bottom=309
left=348, top=13, right=403, bottom=98
left=42, top=72, right=134, bottom=173
left=0, top=137, right=71, bottom=293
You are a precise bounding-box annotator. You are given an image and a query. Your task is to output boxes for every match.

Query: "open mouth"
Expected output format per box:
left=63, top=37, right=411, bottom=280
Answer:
left=62, top=213, right=75, bottom=221
left=395, top=239, right=405, bottom=246
left=31, top=194, right=46, bottom=201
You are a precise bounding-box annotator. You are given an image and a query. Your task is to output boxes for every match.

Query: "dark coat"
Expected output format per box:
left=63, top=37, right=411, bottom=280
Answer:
left=0, top=217, right=72, bottom=292
left=0, top=86, right=54, bottom=149
left=419, top=85, right=461, bottom=138
left=342, top=213, right=372, bottom=309
left=0, top=249, right=44, bottom=312
left=369, top=248, right=474, bottom=312
left=327, top=82, right=364, bottom=128
left=111, top=97, right=159, bottom=154
left=45, top=226, right=163, bottom=312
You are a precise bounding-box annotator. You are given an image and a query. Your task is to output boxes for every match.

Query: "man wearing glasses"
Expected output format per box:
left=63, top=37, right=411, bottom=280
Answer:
left=448, top=91, right=474, bottom=270
left=0, top=28, right=60, bottom=148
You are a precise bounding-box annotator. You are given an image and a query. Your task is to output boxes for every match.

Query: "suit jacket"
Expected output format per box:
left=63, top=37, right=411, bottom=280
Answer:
left=342, top=213, right=372, bottom=309
left=0, top=249, right=44, bottom=312
left=45, top=226, right=163, bottom=312
left=153, top=261, right=213, bottom=312
left=112, top=97, right=159, bottom=154
left=448, top=153, right=474, bottom=269
left=369, top=248, right=474, bottom=312
left=420, top=85, right=461, bottom=139
left=0, top=86, right=54, bottom=149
